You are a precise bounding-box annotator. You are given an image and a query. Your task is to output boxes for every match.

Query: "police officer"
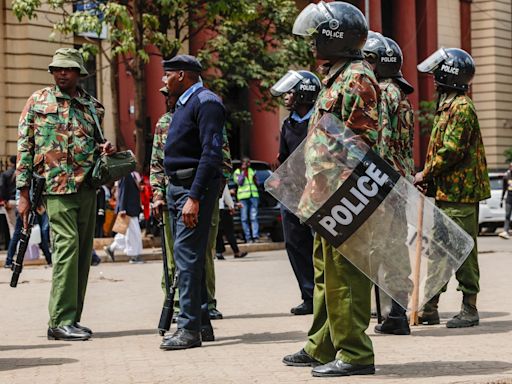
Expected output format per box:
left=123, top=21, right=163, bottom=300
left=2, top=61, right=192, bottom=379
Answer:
left=283, top=1, right=380, bottom=377
left=17, top=48, right=115, bottom=340
left=414, top=48, right=490, bottom=328
left=160, top=55, right=225, bottom=350
left=363, top=32, right=415, bottom=335
left=271, top=70, right=320, bottom=315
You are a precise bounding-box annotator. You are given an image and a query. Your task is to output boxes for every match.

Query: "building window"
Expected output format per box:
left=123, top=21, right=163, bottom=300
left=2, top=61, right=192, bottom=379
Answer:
left=75, top=45, right=97, bottom=97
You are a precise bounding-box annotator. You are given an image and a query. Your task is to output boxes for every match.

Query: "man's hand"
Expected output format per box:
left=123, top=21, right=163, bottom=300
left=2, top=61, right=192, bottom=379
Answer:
left=182, top=197, right=200, bottom=228
left=100, top=141, right=116, bottom=156
left=152, top=200, right=166, bottom=220
left=229, top=208, right=235, bottom=216
left=18, top=188, right=31, bottom=229
left=119, top=210, right=127, bottom=218
left=413, top=171, right=424, bottom=185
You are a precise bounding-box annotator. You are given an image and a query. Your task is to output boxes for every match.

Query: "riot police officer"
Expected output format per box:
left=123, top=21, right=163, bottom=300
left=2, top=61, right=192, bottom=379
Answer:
left=271, top=70, right=321, bottom=316
left=363, top=32, right=415, bottom=335
left=282, top=1, right=381, bottom=377
left=414, top=48, right=490, bottom=328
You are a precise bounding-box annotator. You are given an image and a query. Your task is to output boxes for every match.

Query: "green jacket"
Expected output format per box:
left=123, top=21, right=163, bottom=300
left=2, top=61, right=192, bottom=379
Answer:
left=423, top=93, right=490, bottom=203
left=379, top=79, right=414, bottom=177
left=16, top=86, right=104, bottom=195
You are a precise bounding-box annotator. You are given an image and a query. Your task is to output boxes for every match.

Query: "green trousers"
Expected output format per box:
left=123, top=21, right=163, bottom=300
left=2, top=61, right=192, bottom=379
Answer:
left=304, top=234, right=374, bottom=365
left=161, top=200, right=219, bottom=311
left=436, top=201, right=479, bottom=295
left=45, top=185, right=96, bottom=327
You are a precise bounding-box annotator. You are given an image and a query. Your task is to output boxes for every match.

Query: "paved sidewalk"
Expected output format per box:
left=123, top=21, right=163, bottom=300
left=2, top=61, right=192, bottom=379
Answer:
left=0, top=238, right=511, bottom=384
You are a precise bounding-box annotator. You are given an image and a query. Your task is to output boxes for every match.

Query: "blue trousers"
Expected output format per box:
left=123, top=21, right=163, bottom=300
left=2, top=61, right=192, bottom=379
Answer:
left=6, top=212, right=52, bottom=265
left=240, top=197, right=259, bottom=241
left=281, top=207, right=314, bottom=302
left=167, top=177, right=220, bottom=332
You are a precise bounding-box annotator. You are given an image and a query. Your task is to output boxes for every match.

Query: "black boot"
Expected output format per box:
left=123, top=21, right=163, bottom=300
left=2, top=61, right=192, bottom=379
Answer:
left=201, top=326, right=215, bottom=342
left=291, top=300, right=313, bottom=315
left=375, top=314, right=410, bottom=335
left=160, top=328, right=201, bottom=350
left=418, top=294, right=440, bottom=325
left=48, top=325, right=91, bottom=341
left=446, top=294, right=479, bottom=328
left=282, top=349, right=320, bottom=367
left=312, top=360, right=375, bottom=377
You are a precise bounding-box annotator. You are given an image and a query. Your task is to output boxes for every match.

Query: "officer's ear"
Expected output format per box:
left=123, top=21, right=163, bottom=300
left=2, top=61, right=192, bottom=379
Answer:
left=178, top=70, right=185, bottom=81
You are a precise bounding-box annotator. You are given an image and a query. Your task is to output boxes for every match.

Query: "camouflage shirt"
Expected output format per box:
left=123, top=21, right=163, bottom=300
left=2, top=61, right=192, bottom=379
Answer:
left=379, top=79, right=415, bottom=177
left=150, top=112, right=173, bottom=203
left=422, top=93, right=490, bottom=203
left=149, top=110, right=232, bottom=203
left=299, top=59, right=381, bottom=218
left=16, top=86, right=105, bottom=195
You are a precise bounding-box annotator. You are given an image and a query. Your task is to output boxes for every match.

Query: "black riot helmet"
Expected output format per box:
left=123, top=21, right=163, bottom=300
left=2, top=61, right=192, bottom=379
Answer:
left=363, top=31, right=414, bottom=94
left=293, top=1, right=368, bottom=61
left=417, top=47, right=475, bottom=92
left=271, top=70, right=321, bottom=106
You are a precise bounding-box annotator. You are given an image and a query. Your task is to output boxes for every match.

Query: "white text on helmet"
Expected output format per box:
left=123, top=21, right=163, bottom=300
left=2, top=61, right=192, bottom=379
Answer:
left=381, top=56, right=397, bottom=63
left=440, top=64, right=459, bottom=75
left=322, top=29, right=344, bottom=39
left=299, top=84, right=317, bottom=91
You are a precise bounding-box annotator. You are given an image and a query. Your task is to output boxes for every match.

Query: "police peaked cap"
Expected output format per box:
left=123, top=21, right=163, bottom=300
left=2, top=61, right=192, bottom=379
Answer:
left=162, top=55, right=202, bottom=72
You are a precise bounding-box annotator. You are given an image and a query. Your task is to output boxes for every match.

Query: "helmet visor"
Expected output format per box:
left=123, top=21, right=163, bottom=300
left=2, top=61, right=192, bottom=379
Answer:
left=271, top=70, right=304, bottom=97
left=292, top=2, right=330, bottom=36
left=417, top=48, right=449, bottom=73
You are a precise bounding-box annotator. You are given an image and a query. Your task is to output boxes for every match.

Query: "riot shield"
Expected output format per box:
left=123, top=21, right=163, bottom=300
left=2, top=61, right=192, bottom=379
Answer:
left=265, top=113, right=474, bottom=311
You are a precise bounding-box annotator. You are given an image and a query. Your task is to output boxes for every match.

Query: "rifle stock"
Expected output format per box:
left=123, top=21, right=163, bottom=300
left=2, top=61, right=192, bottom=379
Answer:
left=10, top=174, right=45, bottom=288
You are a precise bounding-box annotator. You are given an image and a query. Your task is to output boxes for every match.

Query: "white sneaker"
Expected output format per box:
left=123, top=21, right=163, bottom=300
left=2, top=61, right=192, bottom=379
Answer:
left=498, top=231, right=510, bottom=239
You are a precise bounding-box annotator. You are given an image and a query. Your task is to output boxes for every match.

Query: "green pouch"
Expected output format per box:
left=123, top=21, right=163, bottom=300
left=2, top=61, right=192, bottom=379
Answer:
left=90, top=150, right=136, bottom=188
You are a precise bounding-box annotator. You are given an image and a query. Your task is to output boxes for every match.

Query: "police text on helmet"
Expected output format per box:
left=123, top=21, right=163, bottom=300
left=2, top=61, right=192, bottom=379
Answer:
left=299, top=84, right=317, bottom=92
left=440, top=64, right=459, bottom=75
left=322, top=29, right=344, bottom=39
left=318, top=162, right=390, bottom=237
left=381, top=56, right=397, bottom=63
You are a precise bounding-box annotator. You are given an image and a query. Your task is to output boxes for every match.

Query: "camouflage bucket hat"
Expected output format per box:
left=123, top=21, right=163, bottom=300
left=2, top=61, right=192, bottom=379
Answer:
left=48, top=48, right=88, bottom=76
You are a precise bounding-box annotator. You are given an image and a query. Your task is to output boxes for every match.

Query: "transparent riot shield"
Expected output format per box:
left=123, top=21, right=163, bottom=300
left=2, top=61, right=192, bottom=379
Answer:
left=265, top=113, right=474, bottom=311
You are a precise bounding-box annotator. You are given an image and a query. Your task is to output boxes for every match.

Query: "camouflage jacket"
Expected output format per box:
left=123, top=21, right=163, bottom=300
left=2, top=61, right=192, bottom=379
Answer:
left=150, top=112, right=173, bottom=203
left=149, top=110, right=232, bottom=203
left=379, top=79, right=415, bottom=177
left=423, top=93, right=490, bottom=203
left=16, top=86, right=105, bottom=195
left=299, top=59, right=381, bottom=217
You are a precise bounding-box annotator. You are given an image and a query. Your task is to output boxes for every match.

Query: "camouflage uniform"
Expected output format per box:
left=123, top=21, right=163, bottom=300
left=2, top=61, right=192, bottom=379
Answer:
left=150, top=113, right=232, bottom=312
left=374, top=79, right=415, bottom=305
left=17, top=85, right=103, bottom=328
left=302, top=59, right=381, bottom=365
left=422, top=92, right=490, bottom=297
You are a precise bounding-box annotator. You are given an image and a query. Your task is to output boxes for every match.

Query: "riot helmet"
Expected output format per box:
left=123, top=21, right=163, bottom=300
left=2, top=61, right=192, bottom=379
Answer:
left=271, top=70, right=321, bottom=106
left=363, top=31, right=414, bottom=94
left=417, top=47, right=475, bottom=92
left=293, top=1, right=368, bottom=60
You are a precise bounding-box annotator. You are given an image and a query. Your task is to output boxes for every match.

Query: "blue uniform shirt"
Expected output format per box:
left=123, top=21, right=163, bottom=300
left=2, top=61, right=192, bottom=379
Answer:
left=164, top=85, right=225, bottom=200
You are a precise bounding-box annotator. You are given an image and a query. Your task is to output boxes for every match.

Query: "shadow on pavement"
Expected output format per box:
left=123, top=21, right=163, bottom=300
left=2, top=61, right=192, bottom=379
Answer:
left=0, top=343, right=70, bottom=351
left=225, top=312, right=292, bottom=320
left=214, top=330, right=306, bottom=346
left=93, top=329, right=157, bottom=339
left=0, top=357, right=78, bottom=372
left=377, top=360, right=512, bottom=377
left=407, top=319, right=512, bottom=337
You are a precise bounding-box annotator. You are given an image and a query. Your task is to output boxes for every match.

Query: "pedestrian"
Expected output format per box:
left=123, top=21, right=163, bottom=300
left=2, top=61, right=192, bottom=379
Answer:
left=414, top=48, right=490, bottom=328
left=0, top=156, right=18, bottom=237
left=271, top=69, right=320, bottom=316
left=233, top=157, right=260, bottom=243
left=215, top=184, right=248, bottom=260
left=104, top=171, right=144, bottom=264
left=16, top=47, right=116, bottom=341
left=363, top=32, right=415, bottom=335
left=159, top=55, right=225, bottom=350
left=282, top=1, right=380, bottom=377
left=499, top=163, right=512, bottom=239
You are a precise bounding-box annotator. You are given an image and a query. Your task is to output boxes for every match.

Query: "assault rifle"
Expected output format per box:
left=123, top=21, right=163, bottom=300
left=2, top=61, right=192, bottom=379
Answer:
left=10, top=174, right=46, bottom=288
left=158, top=214, right=179, bottom=336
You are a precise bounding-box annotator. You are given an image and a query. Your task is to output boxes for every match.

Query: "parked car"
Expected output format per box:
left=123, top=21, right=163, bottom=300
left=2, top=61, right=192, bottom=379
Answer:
left=479, top=172, right=505, bottom=233
left=229, top=160, right=284, bottom=242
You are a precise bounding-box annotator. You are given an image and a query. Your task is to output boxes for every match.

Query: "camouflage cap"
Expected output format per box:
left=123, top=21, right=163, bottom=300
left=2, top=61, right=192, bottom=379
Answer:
left=48, top=48, right=88, bottom=76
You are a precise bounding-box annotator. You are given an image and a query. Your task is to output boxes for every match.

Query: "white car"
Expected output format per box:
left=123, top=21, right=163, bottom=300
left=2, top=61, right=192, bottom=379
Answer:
left=479, top=172, right=505, bottom=233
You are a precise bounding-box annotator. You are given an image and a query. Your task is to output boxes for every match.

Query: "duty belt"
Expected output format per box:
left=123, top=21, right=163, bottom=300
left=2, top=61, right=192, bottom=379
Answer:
left=168, top=167, right=197, bottom=186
